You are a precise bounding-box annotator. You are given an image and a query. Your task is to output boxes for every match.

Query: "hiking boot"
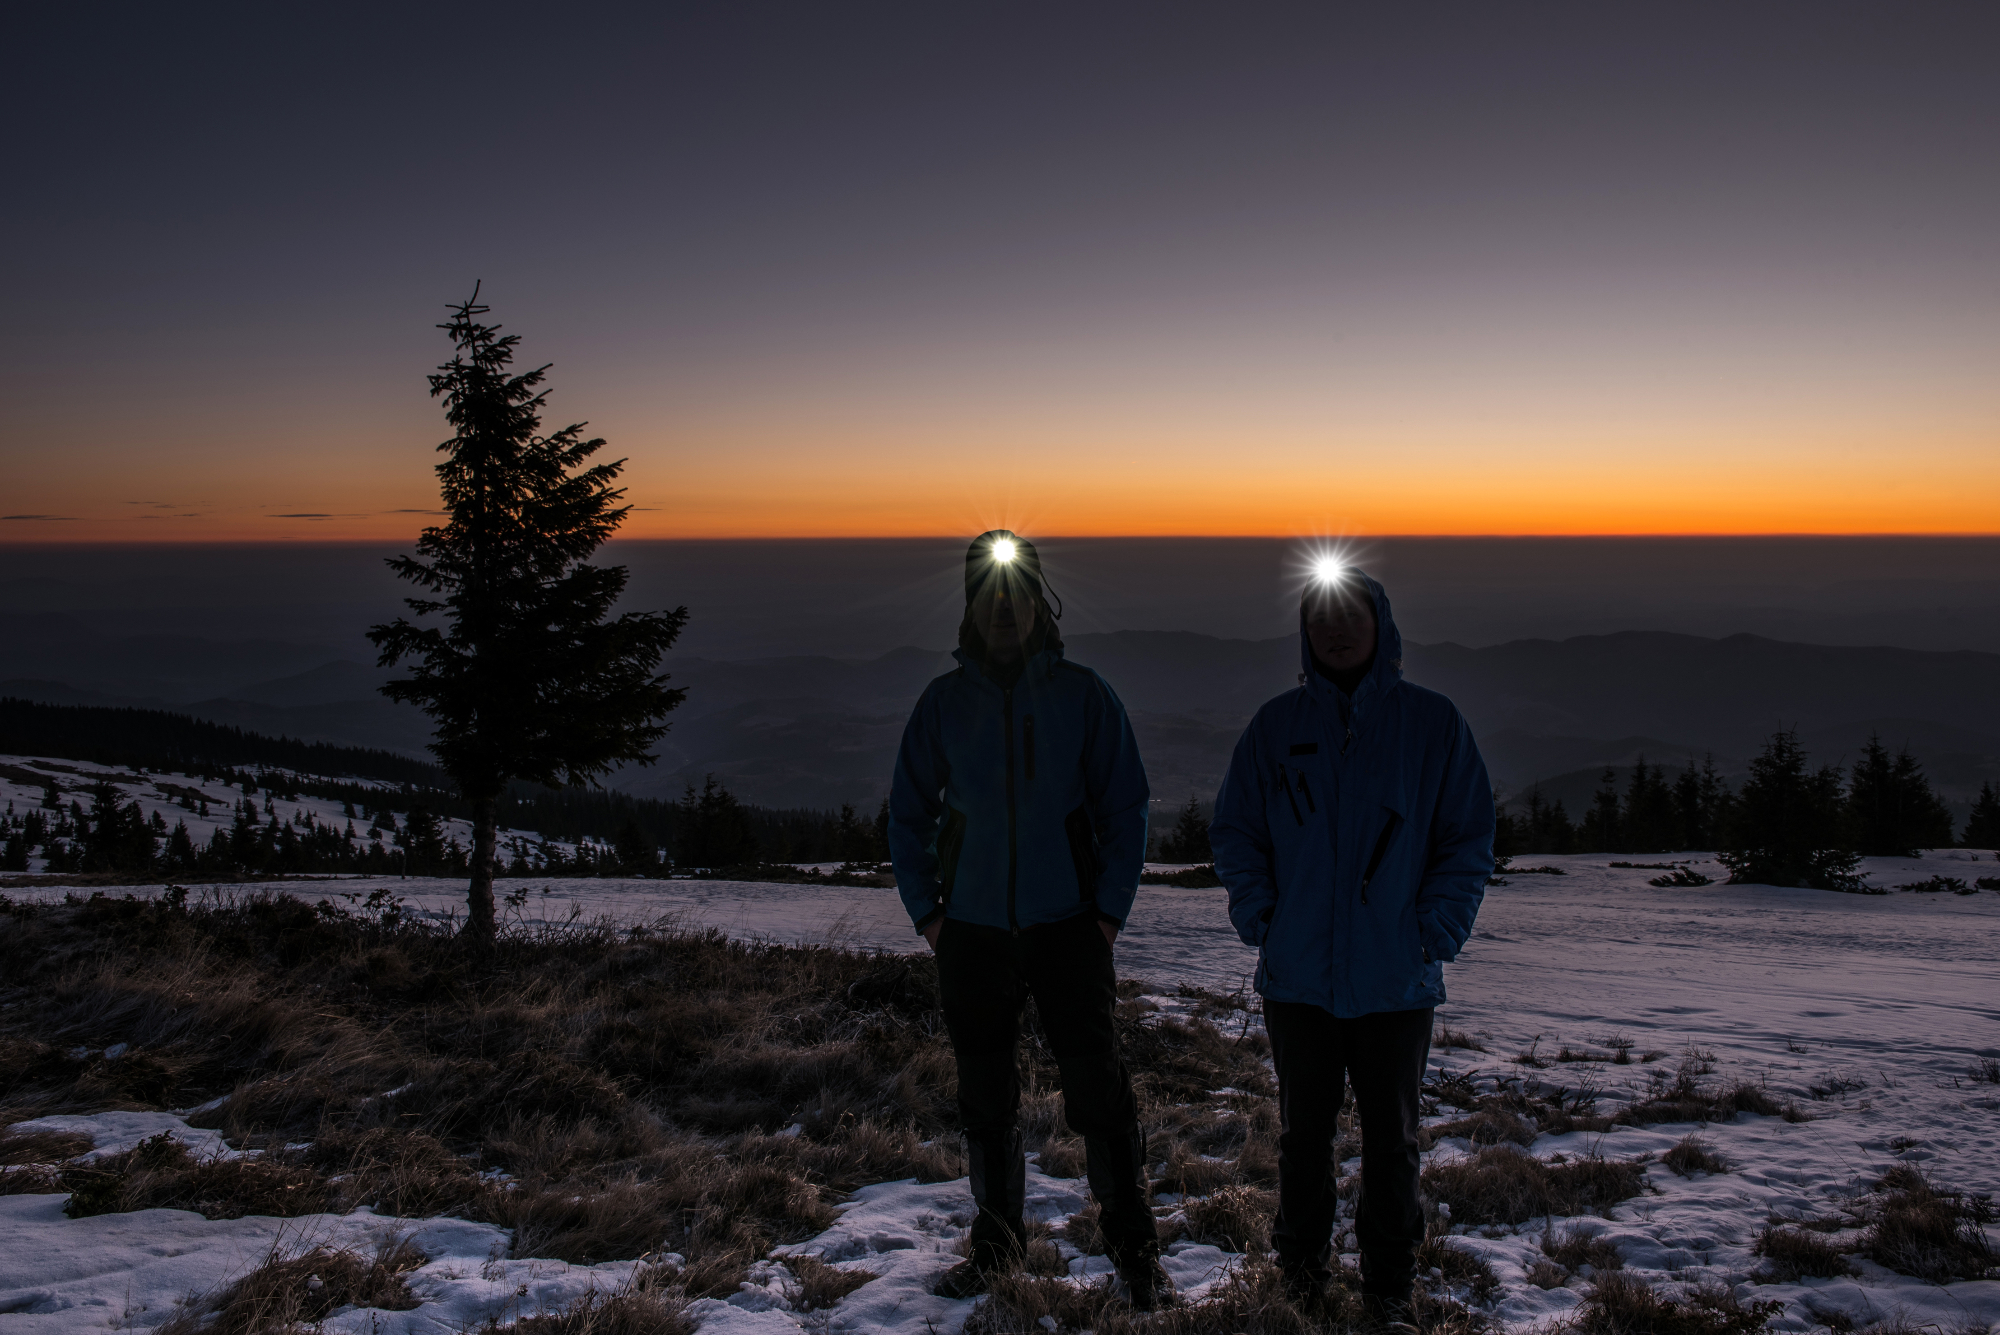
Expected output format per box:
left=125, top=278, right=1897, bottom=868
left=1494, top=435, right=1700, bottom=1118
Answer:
left=933, top=1257, right=995, bottom=1300
left=1117, top=1255, right=1176, bottom=1310
left=1363, top=1290, right=1421, bottom=1334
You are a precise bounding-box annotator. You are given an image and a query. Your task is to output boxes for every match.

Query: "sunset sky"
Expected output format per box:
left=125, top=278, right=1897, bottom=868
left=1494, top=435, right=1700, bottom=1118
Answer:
left=5, top=4, right=1997, bottom=541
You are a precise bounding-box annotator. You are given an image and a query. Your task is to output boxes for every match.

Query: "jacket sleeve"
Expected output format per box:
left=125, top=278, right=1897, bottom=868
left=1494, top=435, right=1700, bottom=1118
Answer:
left=1211, top=720, right=1277, bottom=948
left=888, top=683, right=950, bottom=932
left=1416, top=709, right=1494, bottom=963
left=1082, top=673, right=1150, bottom=925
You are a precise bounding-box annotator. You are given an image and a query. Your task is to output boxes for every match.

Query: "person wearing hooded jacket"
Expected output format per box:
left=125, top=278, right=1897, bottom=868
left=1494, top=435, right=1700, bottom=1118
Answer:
left=1210, top=569, right=1493, bottom=1327
left=889, top=530, right=1166, bottom=1307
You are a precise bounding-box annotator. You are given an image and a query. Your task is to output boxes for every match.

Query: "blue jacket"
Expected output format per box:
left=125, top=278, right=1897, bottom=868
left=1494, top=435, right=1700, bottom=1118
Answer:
left=890, top=643, right=1150, bottom=933
left=1210, top=575, right=1493, bottom=1017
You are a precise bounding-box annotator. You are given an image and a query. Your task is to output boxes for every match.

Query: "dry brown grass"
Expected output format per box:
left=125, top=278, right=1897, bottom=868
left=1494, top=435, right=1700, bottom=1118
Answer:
left=59, top=1131, right=334, bottom=1219
left=0, top=1125, right=94, bottom=1164
left=157, top=1234, right=427, bottom=1335
left=1573, top=1273, right=1781, bottom=1335
left=0, top=889, right=1280, bottom=1305
left=1429, top=1107, right=1537, bottom=1147
left=1752, top=1227, right=1858, bottom=1281
left=1180, top=1183, right=1275, bottom=1252
left=1543, top=1221, right=1624, bottom=1272
left=1661, top=1134, right=1728, bottom=1177
left=1863, top=1172, right=1996, bottom=1282
left=1422, top=1146, right=1647, bottom=1226
left=508, top=1275, right=698, bottom=1335
left=782, top=1253, right=880, bottom=1311
left=963, top=1255, right=1376, bottom=1335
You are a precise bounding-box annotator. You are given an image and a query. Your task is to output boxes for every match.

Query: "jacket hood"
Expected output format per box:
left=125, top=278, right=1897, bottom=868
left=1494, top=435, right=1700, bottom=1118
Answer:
left=1299, top=571, right=1404, bottom=713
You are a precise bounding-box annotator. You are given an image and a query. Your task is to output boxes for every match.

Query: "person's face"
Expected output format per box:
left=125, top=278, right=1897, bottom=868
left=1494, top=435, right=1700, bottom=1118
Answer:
left=972, top=574, right=1038, bottom=656
left=1305, top=590, right=1377, bottom=673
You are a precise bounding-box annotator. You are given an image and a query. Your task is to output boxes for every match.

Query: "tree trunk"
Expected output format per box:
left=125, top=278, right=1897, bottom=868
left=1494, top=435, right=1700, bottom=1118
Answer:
left=465, top=794, right=498, bottom=943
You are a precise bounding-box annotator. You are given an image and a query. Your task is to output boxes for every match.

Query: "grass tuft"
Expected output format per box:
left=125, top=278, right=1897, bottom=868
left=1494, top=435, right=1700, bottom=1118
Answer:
left=158, top=1235, right=426, bottom=1335
left=1863, top=1173, right=1996, bottom=1282
left=1422, top=1146, right=1646, bottom=1226
left=1573, top=1273, right=1781, bottom=1335
left=1543, top=1220, right=1624, bottom=1273
left=1661, top=1134, right=1728, bottom=1177
left=1752, top=1227, right=1858, bottom=1282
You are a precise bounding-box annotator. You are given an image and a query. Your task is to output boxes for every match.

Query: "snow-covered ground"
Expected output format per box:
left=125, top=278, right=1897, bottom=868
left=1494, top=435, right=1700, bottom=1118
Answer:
left=4, top=853, right=1997, bottom=1331
left=0, top=755, right=593, bottom=871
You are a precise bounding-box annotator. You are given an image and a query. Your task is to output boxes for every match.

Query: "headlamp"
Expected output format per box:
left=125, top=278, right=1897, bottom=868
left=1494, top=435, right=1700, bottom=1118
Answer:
left=1311, top=556, right=1344, bottom=585
left=993, top=538, right=1017, bottom=563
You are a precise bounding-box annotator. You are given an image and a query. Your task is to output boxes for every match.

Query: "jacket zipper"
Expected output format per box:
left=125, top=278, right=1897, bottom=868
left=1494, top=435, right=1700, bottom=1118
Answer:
left=1275, top=763, right=1303, bottom=825
left=1294, top=768, right=1316, bottom=813
left=1024, top=714, right=1035, bottom=781
left=1359, top=815, right=1401, bottom=904
left=1004, top=686, right=1019, bottom=933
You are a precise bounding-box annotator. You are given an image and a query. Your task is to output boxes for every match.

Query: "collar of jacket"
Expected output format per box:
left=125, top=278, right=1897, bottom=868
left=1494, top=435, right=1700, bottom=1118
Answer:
left=952, top=642, right=1064, bottom=687
left=1299, top=571, right=1406, bottom=725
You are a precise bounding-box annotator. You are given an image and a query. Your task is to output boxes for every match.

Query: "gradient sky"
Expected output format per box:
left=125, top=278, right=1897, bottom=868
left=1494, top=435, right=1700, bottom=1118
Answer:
left=5, top=3, right=1997, bottom=540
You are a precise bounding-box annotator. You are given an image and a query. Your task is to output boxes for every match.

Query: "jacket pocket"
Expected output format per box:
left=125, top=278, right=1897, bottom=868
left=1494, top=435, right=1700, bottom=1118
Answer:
left=937, top=808, right=968, bottom=906
left=1064, top=805, right=1102, bottom=903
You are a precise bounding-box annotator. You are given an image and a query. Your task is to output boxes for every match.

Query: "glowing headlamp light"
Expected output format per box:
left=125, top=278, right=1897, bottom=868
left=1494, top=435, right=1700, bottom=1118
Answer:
left=992, top=538, right=1017, bottom=563
left=1311, top=556, right=1345, bottom=585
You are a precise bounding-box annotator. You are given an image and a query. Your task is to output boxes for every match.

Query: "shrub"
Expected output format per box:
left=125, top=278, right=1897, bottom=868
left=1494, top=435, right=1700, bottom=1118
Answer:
left=1896, top=876, right=1970, bottom=894
left=1434, top=1026, right=1487, bottom=1052
left=1649, top=869, right=1713, bottom=887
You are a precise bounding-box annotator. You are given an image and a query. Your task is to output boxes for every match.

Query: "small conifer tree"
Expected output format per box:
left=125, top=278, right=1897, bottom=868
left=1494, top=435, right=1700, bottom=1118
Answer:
left=1961, top=780, right=2000, bottom=849
left=370, top=289, right=688, bottom=940
left=1720, top=728, right=1863, bottom=890
left=1845, top=735, right=1954, bottom=855
left=1579, top=768, right=1621, bottom=852
left=1156, top=794, right=1212, bottom=863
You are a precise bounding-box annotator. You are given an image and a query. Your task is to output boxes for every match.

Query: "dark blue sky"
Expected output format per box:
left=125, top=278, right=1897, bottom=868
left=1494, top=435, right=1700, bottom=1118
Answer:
left=7, top=3, right=1997, bottom=538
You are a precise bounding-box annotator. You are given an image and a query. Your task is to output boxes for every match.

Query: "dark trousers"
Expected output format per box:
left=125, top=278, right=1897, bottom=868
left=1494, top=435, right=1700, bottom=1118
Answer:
left=935, top=911, right=1156, bottom=1266
left=1264, top=1001, right=1433, bottom=1294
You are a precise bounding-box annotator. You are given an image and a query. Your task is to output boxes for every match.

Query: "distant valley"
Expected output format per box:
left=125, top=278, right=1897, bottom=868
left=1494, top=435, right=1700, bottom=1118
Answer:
left=5, top=613, right=1996, bottom=822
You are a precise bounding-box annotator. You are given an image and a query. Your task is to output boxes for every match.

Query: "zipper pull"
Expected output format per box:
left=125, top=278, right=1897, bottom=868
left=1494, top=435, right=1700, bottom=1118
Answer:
left=1295, top=769, right=1317, bottom=812
left=1274, top=763, right=1303, bottom=826
left=1342, top=727, right=1356, bottom=755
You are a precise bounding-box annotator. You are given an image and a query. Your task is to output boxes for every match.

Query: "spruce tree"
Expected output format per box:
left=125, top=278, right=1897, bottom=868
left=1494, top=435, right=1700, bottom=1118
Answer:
left=1514, top=786, right=1574, bottom=854
left=1963, top=781, right=2000, bottom=849
left=370, top=290, right=688, bottom=941
left=1719, top=728, right=1863, bottom=890
left=1671, top=754, right=1733, bottom=850
left=1620, top=757, right=1678, bottom=852
left=1845, top=735, right=1953, bottom=855
left=675, top=776, right=759, bottom=869
left=1158, top=795, right=1211, bottom=862
left=1579, top=768, right=1621, bottom=852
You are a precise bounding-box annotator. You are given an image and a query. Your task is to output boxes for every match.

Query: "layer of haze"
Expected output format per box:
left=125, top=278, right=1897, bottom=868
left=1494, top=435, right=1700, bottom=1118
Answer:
left=7, top=538, right=1999, bottom=660
left=5, top=4, right=1998, bottom=539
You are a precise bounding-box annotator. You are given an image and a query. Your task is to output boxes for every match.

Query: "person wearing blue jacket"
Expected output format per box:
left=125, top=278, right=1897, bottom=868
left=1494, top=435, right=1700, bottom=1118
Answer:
left=889, top=531, right=1164, bottom=1306
left=1210, top=567, right=1492, bottom=1326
